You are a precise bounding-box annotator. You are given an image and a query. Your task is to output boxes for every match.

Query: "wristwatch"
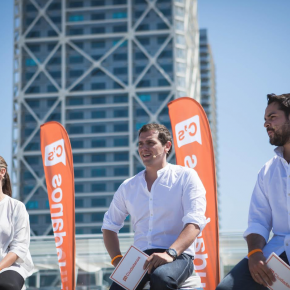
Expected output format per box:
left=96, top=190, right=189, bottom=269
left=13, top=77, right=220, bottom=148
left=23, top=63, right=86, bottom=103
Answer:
left=166, top=248, right=177, bottom=261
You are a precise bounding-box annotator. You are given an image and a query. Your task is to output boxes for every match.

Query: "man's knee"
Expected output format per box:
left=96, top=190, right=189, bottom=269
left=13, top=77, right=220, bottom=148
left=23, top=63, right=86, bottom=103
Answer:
left=0, top=281, right=19, bottom=290
left=150, top=269, right=177, bottom=290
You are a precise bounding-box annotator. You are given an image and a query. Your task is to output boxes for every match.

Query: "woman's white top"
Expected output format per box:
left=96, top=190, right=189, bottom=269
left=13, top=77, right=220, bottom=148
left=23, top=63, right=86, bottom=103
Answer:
left=0, top=195, right=34, bottom=279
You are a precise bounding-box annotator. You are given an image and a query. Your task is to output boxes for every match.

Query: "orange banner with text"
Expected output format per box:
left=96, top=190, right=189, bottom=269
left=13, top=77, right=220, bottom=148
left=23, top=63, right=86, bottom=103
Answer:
left=168, top=97, right=220, bottom=290
left=40, top=121, right=75, bottom=290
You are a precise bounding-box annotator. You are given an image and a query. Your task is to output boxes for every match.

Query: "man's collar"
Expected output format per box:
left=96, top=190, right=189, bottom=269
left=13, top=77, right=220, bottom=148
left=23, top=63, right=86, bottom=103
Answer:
left=274, top=146, right=284, bottom=158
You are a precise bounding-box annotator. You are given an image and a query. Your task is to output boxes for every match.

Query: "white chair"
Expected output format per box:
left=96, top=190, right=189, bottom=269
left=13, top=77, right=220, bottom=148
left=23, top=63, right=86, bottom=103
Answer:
left=143, top=274, right=202, bottom=290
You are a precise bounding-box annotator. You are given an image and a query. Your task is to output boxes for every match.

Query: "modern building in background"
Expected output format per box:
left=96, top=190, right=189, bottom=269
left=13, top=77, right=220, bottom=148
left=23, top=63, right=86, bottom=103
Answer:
left=12, top=0, right=201, bottom=287
left=199, top=28, right=220, bottom=220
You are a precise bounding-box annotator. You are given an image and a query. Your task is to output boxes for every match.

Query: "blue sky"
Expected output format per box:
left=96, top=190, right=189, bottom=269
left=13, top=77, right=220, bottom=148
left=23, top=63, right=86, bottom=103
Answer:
left=1, top=1, right=289, bottom=230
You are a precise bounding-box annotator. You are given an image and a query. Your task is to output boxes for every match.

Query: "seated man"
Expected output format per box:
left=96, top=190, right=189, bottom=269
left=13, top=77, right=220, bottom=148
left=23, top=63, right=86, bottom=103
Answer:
left=102, top=123, right=207, bottom=290
left=216, top=93, right=290, bottom=290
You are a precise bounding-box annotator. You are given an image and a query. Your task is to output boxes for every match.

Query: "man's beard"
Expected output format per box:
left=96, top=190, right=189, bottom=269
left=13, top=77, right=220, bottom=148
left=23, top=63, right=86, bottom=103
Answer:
left=269, top=122, right=290, bottom=146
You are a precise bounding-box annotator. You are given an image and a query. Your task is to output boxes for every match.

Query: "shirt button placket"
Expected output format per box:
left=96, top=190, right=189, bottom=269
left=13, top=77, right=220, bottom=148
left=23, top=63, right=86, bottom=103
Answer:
left=148, top=193, right=153, bottom=247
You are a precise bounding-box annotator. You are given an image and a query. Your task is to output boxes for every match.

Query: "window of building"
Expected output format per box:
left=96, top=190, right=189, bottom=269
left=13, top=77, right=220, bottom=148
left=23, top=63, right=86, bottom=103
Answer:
left=69, top=15, right=84, bottom=22
left=72, top=84, right=84, bottom=91
left=91, top=27, right=105, bottom=34
left=138, top=80, right=150, bottom=87
left=91, top=14, right=105, bottom=20
left=138, top=24, right=149, bottom=31
left=92, top=139, right=106, bottom=147
left=113, top=67, right=127, bottom=74
left=114, top=124, right=128, bottom=132
left=91, top=125, right=105, bottom=133
left=113, top=53, right=127, bottom=61
left=135, top=52, right=147, bottom=60
left=91, top=0, right=105, bottom=6
left=68, top=97, right=83, bottom=106
left=135, top=66, right=145, bottom=74
left=158, top=79, right=169, bottom=86
left=25, top=58, right=37, bottom=67
left=75, top=184, right=84, bottom=192
left=75, top=199, right=84, bottom=208
left=69, top=1, right=83, bottom=8
left=91, top=41, right=105, bottom=48
left=73, top=155, right=83, bottom=163
left=91, top=83, right=106, bottom=90
left=50, top=71, right=61, bottom=78
left=26, top=100, right=40, bottom=108
left=138, top=94, right=151, bottom=102
left=114, top=95, right=128, bottom=103
left=157, top=23, right=168, bottom=30
left=26, top=86, right=40, bottom=93
left=69, top=70, right=83, bottom=77
left=113, top=0, right=127, bottom=4
left=48, top=30, right=57, bottom=37
left=91, top=212, right=105, bottom=222
left=91, top=183, right=106, bottom=191
left=136, top=108, right=147, bottom=116
left=120, top=225, right=130, bottom=233
left=114, top=152, right=129, bottom=161
left=112, top=12, right=127, bottom=19
left=69, top=28, right=83, bottom=35
left=26, top=201, right=39, bottom=209
left=136, top=122, right=147, bottom=130
left=74, top=169, right=83, bottom=178
left=91, top=111, right=106, bottom=118
left=47, top=85, right=57, bottom=92
left=30, top=215, right=38, bottom=224
left=114, top=109, right=128, bottom=117
left=69, top=111, right=83, bottom=119
left=76, top=228, right=84, bottom=234
left=159, top=50, right=172, bottom=59
left=114, top=138, right=128, bottom=147
left=69, top=126, right=83, bottom=134
left=69, top=56, right=83, bottom=64
left=91, top=168, right=106, bottom=177
left=29, top=45, right=40, bottom=52
left=92, top=154, right=106, bottom=162
left=91, top=96, right=106, bottom=104
left=113, top=26, right=127, bottom=32
left=160, top=8, right=171, bottom=16
left=71, top=140, right=83, bottom=148
left=49, top=56, right=61, bottom=64
left=75, top=213, right=83, bottom=222
left=27, top=31, right=40, bottom=38
left=135, top=11, right=143, bottom=18
left=138, top=38, right=150, bottom=45
left=92, top=198, right=106, bottom=207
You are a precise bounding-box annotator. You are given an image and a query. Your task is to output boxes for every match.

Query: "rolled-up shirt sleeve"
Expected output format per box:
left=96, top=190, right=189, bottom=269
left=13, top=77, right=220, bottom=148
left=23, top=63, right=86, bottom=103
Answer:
left=182, top=169, right=207, bottom=231
left=243, top=168, right=272, bottom=243
left=9, top=203, right=31, bottom=263
left=102, top=184, right=129, bottom=233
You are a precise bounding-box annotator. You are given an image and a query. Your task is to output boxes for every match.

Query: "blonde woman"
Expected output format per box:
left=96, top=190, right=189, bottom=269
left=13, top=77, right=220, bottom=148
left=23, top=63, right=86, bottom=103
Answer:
left=0, top=156, right=34, bottom=289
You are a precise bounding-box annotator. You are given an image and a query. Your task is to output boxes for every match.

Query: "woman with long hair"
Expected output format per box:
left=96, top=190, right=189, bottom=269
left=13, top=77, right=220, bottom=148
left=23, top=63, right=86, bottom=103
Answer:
left=0, top=156, right=34, bottom=289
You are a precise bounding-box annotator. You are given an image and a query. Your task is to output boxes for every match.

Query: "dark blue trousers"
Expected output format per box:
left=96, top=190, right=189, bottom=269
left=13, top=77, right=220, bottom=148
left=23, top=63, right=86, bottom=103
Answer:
left=216, top=251, right=289, bottom=290
left=110, top=248, right=194, bottom=290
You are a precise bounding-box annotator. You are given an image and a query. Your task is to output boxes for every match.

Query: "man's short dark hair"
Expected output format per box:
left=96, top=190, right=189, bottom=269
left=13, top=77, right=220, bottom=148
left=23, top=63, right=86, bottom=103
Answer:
left=139, top=123, right=172, bottom=157
left=267, top=93, right=290, bottom=117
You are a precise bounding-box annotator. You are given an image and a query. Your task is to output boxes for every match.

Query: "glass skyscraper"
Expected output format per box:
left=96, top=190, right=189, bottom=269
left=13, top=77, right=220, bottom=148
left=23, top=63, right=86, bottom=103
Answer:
left=13, top=0, right=201, bottom=237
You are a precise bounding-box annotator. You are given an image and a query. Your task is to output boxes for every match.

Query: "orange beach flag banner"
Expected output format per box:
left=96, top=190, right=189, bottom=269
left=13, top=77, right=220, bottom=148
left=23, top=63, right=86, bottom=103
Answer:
left=40, top=121, right=76, bottom=290
left=168, top=97, right=220, bottom=290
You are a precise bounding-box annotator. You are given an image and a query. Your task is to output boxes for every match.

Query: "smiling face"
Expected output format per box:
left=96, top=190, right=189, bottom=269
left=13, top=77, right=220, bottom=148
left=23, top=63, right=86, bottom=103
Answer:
left=264, top=102, right=290, bottom=146
left=138, top=130, right=171, bottom=167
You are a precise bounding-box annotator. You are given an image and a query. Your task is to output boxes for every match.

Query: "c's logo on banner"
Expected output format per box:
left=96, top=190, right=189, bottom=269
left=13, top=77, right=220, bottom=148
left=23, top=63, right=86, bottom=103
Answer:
left=175, top=115, right=202, bottom=148
left=44, top=139, right=66, bottom=166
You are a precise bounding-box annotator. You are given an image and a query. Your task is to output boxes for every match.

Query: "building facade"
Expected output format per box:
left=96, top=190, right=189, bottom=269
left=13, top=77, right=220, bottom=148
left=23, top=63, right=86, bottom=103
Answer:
left=13, top=0, right=201, bottom=238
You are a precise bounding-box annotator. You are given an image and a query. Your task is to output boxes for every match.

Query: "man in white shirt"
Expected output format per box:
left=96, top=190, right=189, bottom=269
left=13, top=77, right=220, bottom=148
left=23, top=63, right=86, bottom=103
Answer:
left=216, top=93, right=290, bottom=290
left=102, top=123, right=207, bottom=290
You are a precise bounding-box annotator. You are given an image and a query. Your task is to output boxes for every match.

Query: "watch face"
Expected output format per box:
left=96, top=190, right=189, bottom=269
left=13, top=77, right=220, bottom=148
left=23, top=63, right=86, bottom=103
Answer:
left=168, top=249, right=176, bottom=256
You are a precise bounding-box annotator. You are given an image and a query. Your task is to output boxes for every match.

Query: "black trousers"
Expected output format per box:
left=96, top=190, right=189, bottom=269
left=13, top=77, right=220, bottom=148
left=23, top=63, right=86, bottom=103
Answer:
left=0, top=271, right=24, bottom=290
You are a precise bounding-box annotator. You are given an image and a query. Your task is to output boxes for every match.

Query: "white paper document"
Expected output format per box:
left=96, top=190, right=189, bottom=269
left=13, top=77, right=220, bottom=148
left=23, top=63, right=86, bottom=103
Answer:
left=110, top=245, right=149, bottom=290
left=266, top=252, right=290, bottom=290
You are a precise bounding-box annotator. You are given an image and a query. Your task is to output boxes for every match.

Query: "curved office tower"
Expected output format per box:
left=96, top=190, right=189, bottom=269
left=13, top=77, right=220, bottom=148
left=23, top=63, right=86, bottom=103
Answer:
left=13, top=0, right=200, bottom=237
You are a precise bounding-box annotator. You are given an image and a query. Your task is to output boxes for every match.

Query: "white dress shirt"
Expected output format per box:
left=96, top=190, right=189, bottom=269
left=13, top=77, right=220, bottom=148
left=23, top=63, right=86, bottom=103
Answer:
left=102, top=163, right=207, bottom=256
left=244, top=147, right=290, bottom=262
left=0, top=195, right=34, bottom=280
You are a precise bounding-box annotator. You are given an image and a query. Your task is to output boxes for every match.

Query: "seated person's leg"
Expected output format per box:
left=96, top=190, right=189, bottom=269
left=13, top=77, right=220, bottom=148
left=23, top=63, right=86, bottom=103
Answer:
left=216, top=258, right=267, bottom=290
left=149, top=253, right=193, bottom=290
left=0, top=270, right=24, bottom=290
